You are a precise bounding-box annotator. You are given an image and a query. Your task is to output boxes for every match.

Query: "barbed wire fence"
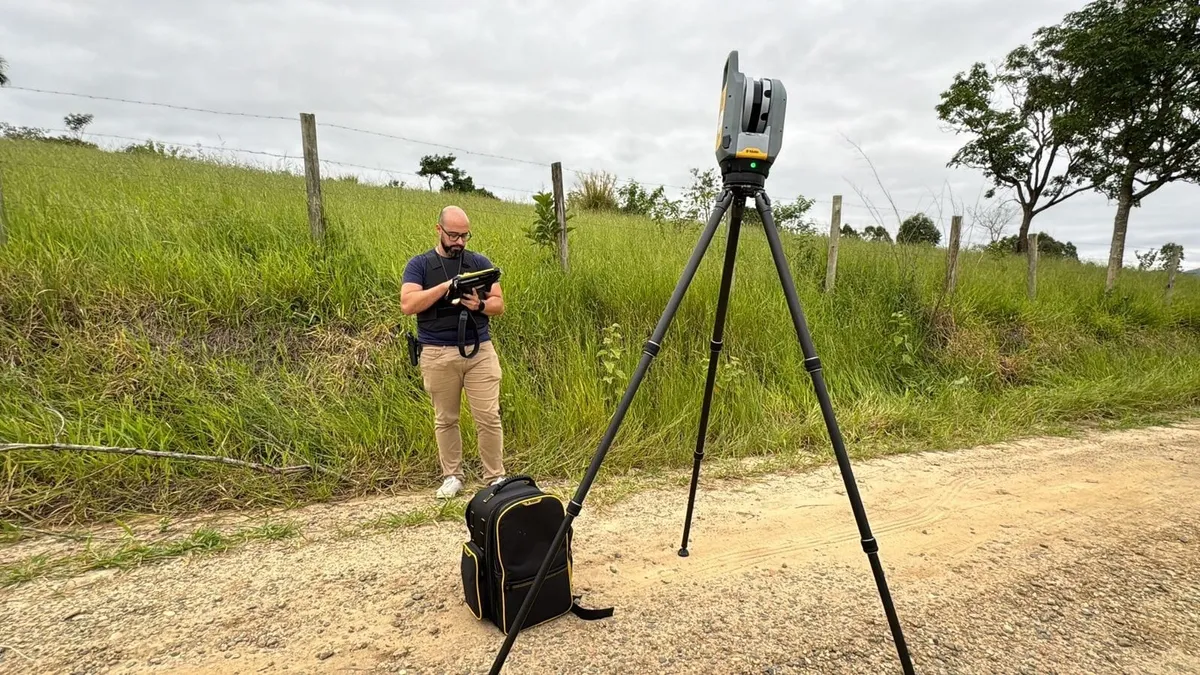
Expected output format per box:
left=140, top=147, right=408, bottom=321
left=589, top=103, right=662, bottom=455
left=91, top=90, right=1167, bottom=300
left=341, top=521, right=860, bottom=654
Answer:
left=1, top=84, right=999, bottom=295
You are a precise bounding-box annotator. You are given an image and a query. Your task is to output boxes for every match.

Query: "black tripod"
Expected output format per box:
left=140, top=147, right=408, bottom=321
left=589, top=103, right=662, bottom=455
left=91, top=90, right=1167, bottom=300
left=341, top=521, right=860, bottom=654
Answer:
left=487, top=180, right=915, bottom=675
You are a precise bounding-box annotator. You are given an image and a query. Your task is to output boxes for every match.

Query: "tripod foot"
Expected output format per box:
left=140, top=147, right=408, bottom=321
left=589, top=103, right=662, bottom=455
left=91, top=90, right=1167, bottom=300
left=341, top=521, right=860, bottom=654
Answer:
left=678, top=547, right=690, bottom=557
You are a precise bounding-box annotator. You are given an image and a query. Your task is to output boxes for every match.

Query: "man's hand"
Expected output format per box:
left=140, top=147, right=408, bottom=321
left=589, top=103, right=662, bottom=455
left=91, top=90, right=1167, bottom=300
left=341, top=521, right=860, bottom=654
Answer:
left=460, top=289, right=482, bottom=312
left=480, top=282, right=504, bottom=316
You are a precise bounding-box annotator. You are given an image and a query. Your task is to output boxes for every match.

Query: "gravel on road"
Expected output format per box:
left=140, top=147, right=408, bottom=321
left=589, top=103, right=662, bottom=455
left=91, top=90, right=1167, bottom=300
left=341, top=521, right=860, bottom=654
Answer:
left=1, top=422, right=1198, bottom=674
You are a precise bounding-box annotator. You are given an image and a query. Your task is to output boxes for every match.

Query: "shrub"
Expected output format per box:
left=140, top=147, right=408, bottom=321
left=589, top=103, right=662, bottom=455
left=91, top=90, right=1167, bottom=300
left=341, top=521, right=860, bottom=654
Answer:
left=897, top=213, right=940, bottom=245
left=568, top=170, right=619, bottom=212
left=527, top=192, right=573, bottom=252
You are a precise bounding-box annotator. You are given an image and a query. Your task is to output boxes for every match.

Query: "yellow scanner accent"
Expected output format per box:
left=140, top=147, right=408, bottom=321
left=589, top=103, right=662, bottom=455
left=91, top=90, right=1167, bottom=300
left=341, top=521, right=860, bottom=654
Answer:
left=715, top=85, right=727, bottom=151
left=458, top=267, right=498, bottom=280
left=736, top=148, right=768, bottom=160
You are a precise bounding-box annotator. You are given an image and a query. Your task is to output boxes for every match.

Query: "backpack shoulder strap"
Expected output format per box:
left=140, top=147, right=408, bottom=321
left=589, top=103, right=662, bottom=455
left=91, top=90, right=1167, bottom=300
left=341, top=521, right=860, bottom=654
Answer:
left=570, top=596, right=614, bottom=621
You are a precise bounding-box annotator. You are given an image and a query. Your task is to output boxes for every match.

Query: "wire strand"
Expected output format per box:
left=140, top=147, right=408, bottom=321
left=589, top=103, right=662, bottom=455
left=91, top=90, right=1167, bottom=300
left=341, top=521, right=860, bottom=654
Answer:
left=38, top=128, right=301, bottom=162
left=3, top=86, right=296, bottom=122
left=321, top=123, right=550, bottom=168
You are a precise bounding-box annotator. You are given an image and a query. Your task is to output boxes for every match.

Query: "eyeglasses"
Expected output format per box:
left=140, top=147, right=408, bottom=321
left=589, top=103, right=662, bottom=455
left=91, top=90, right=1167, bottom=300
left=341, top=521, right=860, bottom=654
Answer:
left=442, top=229, right=472, bottom=242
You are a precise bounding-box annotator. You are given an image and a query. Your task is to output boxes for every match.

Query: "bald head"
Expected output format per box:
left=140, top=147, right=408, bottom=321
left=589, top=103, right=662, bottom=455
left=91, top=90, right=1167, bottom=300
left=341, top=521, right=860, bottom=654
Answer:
left=438, top=205, right=469, bottom=229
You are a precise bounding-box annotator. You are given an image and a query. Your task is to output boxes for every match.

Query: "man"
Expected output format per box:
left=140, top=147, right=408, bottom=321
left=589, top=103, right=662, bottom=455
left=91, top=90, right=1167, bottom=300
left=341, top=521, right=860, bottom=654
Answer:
left=401, top=205, right=506, bottom=499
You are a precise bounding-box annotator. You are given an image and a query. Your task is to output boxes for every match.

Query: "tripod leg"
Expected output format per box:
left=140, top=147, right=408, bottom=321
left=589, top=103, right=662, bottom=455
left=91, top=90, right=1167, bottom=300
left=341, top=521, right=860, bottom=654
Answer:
left=678, top=195, right=744, bottom=557
left=754, top=192, right=916, bottom=675
left=487, top=189, right=736, bottom=675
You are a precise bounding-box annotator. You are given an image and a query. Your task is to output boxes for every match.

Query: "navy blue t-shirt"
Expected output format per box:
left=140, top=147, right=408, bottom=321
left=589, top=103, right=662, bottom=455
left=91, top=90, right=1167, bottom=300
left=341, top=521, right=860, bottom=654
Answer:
left=403, top=249, right=494, bottom=346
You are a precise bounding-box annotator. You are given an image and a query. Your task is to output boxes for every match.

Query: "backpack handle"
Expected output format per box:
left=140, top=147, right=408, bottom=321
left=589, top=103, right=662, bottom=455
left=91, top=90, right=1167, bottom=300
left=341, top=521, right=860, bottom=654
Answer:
left=474, top=475, right=538, bottom=510
left=465, top=475, right=540, bottom=527
left=474, top=476, right=537, bottom=518
left=490, top=474, right=536, bottom=494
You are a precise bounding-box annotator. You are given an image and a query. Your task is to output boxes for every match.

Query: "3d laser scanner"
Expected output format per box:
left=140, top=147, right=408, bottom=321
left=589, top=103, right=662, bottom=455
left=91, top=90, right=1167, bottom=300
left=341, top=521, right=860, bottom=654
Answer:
left=714, top=50, right=787, bottom=187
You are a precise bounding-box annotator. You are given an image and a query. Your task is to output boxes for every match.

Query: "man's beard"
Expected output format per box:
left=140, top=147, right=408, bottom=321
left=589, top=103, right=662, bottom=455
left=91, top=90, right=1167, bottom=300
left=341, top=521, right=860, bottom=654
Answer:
left=445, top=244, right=464, bottom=257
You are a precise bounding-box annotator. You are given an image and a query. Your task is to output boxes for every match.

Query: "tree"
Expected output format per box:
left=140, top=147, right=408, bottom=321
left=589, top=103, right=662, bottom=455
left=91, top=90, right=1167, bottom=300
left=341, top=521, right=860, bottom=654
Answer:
left=1135, top=248, right=1160, bottom=270
left=1032, top=0, right=1200, bottom=292
left=0, top=122, right=48, bottom=141
left=415, top=153, right=496, bottom=198
left=1160, top=242, right=1185, bottom=270
left=896, top=213, right=941, bottom=245
left=990, top=231, right=1079, bottom=260
left=441, top=170, right=477, bottom=194
left=617, top=181, right=688, bottom=223
left=773, top=195, right=816, bottom=233
left=936, top=45, right=1098, bottom=253
left=683, top=167, right=720, bottom=222
left=442, top=172, right=498, bottom=199
left=0, top=56, right=9, bottom=86
left=64, top=113, right=94, bottom=138
left=863, top=225, right=893, bottom=243
left=1038, top=232, right=1079, bottom=260
left=840, top=224, right=860, bottom=238
left=416, top=154, right=459, bottom=191
left=740, top=194, right=815, bottom=232
left=967, top=194, right=1018, bottom=244
left=618, top=182, right=664, bottom=216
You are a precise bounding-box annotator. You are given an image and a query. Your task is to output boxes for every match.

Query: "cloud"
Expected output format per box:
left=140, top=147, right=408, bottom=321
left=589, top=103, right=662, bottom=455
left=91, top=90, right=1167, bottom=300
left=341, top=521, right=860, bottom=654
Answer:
left=0, top=0, right=1196, bottom=264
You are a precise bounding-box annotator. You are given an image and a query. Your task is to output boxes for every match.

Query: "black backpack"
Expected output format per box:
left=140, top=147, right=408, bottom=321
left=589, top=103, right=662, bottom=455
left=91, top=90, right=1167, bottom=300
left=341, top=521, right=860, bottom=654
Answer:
left=461, top=475, right=612, bottom=634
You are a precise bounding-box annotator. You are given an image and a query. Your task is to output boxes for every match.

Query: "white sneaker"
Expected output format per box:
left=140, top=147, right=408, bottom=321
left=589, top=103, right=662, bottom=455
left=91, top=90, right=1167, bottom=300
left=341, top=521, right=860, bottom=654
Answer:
left=436, top=476, right=464, bottom=499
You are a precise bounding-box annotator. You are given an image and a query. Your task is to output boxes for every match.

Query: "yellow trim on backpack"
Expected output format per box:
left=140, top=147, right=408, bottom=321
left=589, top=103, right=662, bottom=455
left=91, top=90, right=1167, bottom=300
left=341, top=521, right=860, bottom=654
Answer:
left=462, top=543, right=483, bottom=620
left=495, top=495, right=574, bottom=634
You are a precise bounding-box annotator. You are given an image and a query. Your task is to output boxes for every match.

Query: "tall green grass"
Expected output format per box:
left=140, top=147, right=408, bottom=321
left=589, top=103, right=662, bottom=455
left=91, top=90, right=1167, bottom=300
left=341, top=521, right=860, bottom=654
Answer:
left=2, top=139, right=1199, bottom=524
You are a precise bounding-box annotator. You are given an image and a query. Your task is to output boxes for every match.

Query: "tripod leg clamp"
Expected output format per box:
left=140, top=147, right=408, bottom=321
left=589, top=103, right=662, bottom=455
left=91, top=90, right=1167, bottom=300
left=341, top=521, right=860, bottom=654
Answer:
left=566, top=500, right=583, bottom=517
left=643, top=340, right=661, bottom=357
left=804, top=357, right=822, bottom=373
left=710, top=339, right=723, bottom=353
left=861, top=537, right=879, bottom=554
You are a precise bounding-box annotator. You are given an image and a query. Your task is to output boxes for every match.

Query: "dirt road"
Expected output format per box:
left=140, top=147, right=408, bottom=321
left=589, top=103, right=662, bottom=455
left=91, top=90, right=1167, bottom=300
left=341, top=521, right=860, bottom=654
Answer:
left=2, top=422, right=1199, bottom=674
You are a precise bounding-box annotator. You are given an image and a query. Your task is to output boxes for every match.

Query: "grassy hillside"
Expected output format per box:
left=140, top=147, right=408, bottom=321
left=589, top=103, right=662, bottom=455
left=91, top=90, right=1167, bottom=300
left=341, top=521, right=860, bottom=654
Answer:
left=2, top=139, right=1199, bottom=524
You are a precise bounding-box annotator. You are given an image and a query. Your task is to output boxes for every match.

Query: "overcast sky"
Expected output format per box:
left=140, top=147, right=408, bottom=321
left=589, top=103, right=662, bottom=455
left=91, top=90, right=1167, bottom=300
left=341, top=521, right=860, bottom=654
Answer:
left=1, top=0, right=1196, bottom=266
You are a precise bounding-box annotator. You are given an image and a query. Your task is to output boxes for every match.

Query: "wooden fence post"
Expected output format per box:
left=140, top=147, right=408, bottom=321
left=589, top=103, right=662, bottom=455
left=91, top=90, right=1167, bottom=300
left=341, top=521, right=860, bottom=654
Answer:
left=1165, top=249, right=1181, bottom=305
left=0, top=169, right=7, bottom=248
left=944, top=215, right=962, bottom=295
left=299, top=113, right=326, bottom=244
left=1027, top=233, right=1039, bottom=300
left=551, top=161, right=568, bottom=272
left=824, top=195, right=842, bottom=293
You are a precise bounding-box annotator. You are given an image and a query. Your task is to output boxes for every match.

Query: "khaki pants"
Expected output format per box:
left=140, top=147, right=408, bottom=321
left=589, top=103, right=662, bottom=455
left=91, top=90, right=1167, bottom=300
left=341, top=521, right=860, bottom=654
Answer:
left=419, top=341, right=505, bottom=482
